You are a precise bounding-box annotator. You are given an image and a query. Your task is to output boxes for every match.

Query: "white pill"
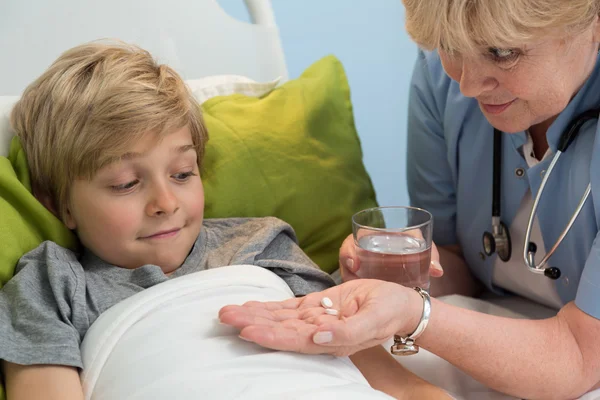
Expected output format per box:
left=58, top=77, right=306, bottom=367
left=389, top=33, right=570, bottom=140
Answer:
left=320, top=297, right=333, bottom=308
left=325, top=308, right=339, bottom=316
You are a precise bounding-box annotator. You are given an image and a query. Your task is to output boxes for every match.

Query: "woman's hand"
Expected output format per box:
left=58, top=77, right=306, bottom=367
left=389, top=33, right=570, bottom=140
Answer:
left=338, top=234, right=444, bottom=282
left=218, top=279, right=423, bottom=357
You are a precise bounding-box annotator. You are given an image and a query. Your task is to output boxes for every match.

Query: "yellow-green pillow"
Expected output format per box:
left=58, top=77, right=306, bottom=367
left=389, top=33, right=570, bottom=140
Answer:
left=0, top=55, right=375, bottom=282
left=0, top=139, right=78, bottom=289
left=202, top=55, right=378, bottom=273
left=0, top=140, right=78, bottom=400
left=0, top=55, right=376, bottom=398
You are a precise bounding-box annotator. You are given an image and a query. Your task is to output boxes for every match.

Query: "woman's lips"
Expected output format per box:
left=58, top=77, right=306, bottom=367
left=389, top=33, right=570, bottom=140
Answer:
left=481, top=99, right=516, bottom=115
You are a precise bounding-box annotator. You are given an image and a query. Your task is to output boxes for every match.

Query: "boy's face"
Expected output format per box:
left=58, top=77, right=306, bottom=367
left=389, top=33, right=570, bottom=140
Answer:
left=65, top=125, right=204, bottom=274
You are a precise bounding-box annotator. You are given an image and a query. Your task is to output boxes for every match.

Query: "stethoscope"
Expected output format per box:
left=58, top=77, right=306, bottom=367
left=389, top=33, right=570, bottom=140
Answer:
left=482, top=108, right=600, bottom=279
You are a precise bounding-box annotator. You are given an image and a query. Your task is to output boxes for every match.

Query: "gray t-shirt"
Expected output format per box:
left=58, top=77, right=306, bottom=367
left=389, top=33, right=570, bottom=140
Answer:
left=0, top=217, right=334, bottom=368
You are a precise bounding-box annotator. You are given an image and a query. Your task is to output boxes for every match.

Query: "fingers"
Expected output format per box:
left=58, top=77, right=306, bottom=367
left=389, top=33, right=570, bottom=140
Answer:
left=431, top=241, right=440, bottom=261
left=226, top=307, right=389, bottom=357
left=219, top=307, right=281, bottom=330
left=219, top=302, right=340, bottom=329
left=339, top=234, right=360, bottom=281
left=224, top=309, right=342, bottom=355
left=429, top=260, right=444, bottom=277
left=238, top=324, right=331, bottom=355
left=340, top=267, right=359, bottom=282
left=218, top=297, right=306, bottom=319
left=310, top=312, right=390, bottom=351
left=429, top=242, right=444, bottom=277
left=243, top=297, right=303, bottom=311
left=221, top=304, right=298, bottom=320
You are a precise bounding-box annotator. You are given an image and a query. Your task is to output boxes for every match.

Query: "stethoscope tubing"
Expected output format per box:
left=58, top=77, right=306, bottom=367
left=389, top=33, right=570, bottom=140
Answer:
left=523, top=150, right=592, bottom=273
left=488, top=107, right=599, bottom=278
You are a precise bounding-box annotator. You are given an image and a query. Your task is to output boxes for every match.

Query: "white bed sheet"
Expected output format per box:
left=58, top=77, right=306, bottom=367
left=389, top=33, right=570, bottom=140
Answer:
left=80, top=265, right=393, bottom=400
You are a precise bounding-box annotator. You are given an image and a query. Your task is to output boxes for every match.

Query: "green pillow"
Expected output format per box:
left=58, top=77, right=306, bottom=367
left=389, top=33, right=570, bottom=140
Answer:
left=0, top=139, right=78, bottom=400
left=202, top=55, right=378, bottom=273
left=0, top=55, right=376, bottom=282
left=0, top=55, right=376, bottom=398
left=0, top=138, right=78, bottom=289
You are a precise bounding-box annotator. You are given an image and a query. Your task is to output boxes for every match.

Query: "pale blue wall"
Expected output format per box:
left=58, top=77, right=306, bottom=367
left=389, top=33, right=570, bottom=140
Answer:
left=218, top=0, right=418, bottom=207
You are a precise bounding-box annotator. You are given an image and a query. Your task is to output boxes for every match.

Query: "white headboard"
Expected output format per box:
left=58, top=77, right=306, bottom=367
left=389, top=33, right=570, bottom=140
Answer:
left=0, top=0, right=288, bottom=95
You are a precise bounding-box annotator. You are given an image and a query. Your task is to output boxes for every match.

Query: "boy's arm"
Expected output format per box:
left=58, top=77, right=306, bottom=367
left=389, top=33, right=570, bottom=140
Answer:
left=3, top=361, right=84, bottom=400
left=349, top=346, right=451, bottom=400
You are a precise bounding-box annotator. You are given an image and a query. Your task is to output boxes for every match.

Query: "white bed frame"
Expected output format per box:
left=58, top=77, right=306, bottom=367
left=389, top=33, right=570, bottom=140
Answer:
left=0, top=0, right=288, bottom=95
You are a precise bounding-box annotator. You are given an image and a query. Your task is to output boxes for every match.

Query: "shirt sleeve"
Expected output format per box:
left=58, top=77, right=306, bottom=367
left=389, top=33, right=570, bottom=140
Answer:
left=575, top=233, right=600, bottom=319
left=0, top=242, right=83, bottom=368
left=406, top=50, right=458, bottom=246
left=254, top=228, right=335, bottom=297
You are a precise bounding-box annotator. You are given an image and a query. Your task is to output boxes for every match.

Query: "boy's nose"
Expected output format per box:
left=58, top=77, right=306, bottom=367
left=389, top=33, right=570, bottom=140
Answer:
left=146, top=184, right=179, bottom=216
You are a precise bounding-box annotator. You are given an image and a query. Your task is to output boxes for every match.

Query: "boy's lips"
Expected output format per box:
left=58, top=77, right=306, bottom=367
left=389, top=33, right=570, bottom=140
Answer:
left=140, top=228, right=181, bottom=240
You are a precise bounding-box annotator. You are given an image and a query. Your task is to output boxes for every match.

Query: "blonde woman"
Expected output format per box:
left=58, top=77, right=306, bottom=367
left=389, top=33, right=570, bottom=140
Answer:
left=220, top=1, right=600, bottom=398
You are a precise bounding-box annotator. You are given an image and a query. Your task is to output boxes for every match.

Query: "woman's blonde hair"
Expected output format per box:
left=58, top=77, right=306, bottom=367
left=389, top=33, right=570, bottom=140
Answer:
left=10, top=41, right=208, bottom=221
left=402, top=0, right=600, bottom=54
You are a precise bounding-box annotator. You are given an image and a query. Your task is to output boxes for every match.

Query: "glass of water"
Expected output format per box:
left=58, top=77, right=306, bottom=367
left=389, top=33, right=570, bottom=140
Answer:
left=352, top=206, right=433, bottom=291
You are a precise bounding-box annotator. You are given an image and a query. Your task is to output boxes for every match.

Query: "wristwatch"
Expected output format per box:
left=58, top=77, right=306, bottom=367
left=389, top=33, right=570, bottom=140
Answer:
left=390, top=287, right=431, bottom=356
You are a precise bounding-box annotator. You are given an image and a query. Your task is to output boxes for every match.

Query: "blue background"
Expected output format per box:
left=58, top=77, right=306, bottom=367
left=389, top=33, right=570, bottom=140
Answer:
left=218, top=0, right=418, bottom=206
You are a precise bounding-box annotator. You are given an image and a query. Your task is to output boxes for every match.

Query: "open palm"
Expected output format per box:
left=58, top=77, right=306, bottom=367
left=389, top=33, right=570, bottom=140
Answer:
left=219, top=279, right=413, bottom=357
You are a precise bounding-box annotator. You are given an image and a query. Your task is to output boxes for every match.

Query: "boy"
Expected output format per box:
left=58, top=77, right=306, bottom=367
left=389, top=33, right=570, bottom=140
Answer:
left=0, top=41, right=448, bottom=399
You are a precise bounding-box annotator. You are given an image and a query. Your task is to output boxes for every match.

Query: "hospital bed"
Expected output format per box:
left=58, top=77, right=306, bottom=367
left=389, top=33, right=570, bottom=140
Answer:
left=0, top=1, right=597, bottom=399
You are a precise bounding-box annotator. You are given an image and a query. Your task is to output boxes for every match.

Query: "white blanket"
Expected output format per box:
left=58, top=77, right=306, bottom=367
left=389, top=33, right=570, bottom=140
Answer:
left=80, top=265, right=393, bottom=400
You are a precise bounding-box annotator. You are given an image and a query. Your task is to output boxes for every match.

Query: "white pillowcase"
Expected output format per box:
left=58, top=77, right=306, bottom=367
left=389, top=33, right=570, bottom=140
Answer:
left=0, top=75, right=280, bottom=157
left=187, top=75, right=280, bottom=104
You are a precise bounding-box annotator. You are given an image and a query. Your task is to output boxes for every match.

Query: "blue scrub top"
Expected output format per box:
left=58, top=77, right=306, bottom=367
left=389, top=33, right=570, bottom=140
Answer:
left=407, top=50, right=600, bottom=319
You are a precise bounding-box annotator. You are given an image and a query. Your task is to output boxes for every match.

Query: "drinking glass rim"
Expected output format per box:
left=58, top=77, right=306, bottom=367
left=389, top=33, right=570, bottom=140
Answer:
left=352, top=206, right=433, bottom=232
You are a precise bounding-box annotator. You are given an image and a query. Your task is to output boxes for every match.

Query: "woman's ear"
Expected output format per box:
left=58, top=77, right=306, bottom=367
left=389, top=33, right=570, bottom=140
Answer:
left=593, top=15, right=600, bottom=44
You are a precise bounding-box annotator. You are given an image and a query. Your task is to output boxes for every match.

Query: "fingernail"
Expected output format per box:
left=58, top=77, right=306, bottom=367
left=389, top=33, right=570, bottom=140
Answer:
left=345, top=258, right=355, bottom=272
left=313, top=331, right=333, bottom=344
left=430, top=260, right=443, bottom=272
left=238, top=335, right=253, bottom=342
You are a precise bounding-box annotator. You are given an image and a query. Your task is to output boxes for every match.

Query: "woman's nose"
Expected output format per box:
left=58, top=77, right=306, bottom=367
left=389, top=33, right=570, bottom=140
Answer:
left=459, top=61, right=498, bottom=98
left=146, top=183, right=179, bottom=216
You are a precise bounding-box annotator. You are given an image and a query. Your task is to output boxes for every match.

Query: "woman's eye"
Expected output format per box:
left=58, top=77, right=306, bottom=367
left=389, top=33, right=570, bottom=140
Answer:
left=110, top=180, right=139, bottom=192
left=487, top=47, right=520, bottom=65
left=173, top=171, right=197, bottom=182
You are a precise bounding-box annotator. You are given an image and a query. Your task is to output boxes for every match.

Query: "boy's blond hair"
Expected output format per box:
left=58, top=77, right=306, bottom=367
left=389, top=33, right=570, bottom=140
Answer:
left=10, top=41, right=208, bottom=221
left=402, top=0, right=600, bottom=55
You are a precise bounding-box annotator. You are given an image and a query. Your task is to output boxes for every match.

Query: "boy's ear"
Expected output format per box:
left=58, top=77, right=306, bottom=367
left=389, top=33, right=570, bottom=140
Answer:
left=34, top=189, right=58, bottom=217
left=63, top=207, right=77, bottom=230
left=33, top=186, right=76, bottom=229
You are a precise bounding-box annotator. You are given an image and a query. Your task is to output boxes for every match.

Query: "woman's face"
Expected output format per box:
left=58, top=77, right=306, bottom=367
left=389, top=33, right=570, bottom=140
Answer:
left=439, top=19, right=600, bottom=134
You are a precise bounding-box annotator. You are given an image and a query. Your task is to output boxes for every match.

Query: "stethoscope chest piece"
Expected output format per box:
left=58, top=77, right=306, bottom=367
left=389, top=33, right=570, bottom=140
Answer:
left=483, top=220, right=512, bottom=262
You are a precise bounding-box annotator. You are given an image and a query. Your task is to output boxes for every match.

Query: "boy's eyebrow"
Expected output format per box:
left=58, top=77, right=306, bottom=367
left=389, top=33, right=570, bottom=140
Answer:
left=119, top=144, right=196, bottom=160
left=119, top=152, right=143, bottom=161
left=175, top=144, right=196, bottom=154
